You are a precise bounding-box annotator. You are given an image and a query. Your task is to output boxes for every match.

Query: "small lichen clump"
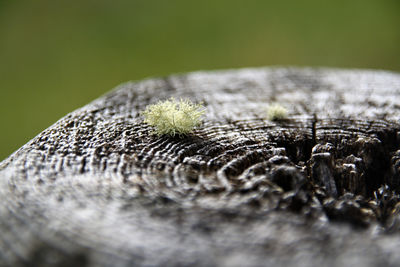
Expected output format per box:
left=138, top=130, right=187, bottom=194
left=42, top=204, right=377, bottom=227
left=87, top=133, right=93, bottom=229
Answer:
left=266, top=103, right=288, bottom=121
left=142, top=98, right=205, bottom=137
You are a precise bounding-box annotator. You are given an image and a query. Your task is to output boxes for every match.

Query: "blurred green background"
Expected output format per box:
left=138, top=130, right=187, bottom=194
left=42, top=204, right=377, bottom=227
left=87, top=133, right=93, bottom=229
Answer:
left=1, top=0, right=399, bottom=161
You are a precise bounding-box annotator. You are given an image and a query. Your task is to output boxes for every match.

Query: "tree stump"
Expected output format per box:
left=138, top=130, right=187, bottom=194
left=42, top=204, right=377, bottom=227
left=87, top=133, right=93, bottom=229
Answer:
left=2, top=67, right=400, bottom=266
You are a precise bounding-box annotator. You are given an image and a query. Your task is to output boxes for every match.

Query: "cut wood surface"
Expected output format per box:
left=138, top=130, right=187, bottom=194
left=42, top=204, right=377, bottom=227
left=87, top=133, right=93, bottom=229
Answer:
left=2, top=67, right=400, bottom=266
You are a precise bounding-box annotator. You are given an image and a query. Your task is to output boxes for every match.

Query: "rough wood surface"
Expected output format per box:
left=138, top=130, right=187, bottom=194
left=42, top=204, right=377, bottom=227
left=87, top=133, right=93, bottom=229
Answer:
left=2, top=67, right=400, bottom=266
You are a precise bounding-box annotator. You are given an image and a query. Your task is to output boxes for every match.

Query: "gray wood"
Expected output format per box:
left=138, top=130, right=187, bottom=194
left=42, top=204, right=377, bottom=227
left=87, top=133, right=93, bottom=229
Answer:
left=1, top=67, right=400, bottom=266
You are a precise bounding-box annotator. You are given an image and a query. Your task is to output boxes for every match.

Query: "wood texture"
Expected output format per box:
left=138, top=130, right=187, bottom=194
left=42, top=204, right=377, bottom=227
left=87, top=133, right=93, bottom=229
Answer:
left=2, top=67, right=400, bottom=266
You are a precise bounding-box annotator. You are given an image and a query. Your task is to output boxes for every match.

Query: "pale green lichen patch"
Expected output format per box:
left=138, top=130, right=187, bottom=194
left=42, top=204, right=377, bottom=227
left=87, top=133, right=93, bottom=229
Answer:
left=266, top=103, right=288, bottom=121
left=142, top=98, right=205, bottom=137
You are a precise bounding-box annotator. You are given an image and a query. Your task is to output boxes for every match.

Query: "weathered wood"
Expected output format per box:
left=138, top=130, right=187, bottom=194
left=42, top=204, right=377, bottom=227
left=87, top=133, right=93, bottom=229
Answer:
left=1, top=67, right=400, bottom=266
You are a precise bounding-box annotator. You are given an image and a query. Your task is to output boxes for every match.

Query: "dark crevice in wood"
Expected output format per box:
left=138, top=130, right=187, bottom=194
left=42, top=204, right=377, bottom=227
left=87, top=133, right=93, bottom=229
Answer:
left=312, top=113, right=317, bottom=144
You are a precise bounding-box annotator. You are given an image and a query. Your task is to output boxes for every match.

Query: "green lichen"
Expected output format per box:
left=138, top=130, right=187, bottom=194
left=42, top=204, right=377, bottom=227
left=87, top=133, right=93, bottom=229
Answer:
left=266, top=103, right=288, bottom=121
left=142, top=98, right=205, bottom=137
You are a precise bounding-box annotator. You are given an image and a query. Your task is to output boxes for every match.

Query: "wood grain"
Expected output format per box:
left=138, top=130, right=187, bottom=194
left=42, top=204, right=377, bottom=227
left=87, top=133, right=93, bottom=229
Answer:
left=1, top=67, right=400, bottom=266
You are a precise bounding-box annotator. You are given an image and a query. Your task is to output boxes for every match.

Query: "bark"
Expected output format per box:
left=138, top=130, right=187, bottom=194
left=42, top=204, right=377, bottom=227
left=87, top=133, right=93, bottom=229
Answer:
left=1, top=67, right=400, bottom=266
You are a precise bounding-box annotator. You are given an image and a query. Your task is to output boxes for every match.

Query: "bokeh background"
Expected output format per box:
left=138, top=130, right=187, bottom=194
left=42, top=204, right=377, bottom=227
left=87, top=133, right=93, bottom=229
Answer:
left=1, top=0, right=399, bottom=161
